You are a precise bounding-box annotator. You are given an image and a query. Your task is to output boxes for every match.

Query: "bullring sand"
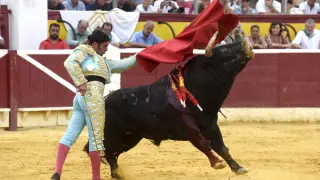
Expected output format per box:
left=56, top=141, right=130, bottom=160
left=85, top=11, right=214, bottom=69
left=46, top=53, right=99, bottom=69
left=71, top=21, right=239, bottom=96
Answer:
left=0, top=123, right=319, bottom=180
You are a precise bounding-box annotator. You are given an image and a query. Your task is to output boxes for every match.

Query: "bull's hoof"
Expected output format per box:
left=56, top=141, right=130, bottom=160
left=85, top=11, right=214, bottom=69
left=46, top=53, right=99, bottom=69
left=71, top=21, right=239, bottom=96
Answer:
left=111, top=170, right=123, bottom=179
left=233, top=167, right=249, bottom=175
left=212, top=162, right=227, bottom=169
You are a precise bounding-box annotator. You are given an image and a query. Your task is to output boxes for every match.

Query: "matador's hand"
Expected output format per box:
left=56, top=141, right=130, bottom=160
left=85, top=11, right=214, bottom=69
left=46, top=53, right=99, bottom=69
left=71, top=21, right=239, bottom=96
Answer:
left=77, top=83, right=87, bottom=96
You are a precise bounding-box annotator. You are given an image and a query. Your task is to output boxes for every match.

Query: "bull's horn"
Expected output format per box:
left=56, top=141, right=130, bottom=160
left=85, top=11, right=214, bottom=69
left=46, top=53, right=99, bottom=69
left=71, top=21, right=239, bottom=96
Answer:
left=205, top=31, right=218, bottom=57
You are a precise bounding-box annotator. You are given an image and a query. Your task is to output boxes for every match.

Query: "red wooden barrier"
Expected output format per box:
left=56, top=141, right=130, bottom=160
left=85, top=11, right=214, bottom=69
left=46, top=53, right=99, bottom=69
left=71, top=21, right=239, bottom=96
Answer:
left=1, top=50, right=320, bottom=130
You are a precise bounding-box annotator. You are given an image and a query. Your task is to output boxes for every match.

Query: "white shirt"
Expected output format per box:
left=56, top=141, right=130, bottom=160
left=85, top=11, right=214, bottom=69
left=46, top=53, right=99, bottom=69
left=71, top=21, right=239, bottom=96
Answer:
left=299, top=2, right=320, bottom=14
left=110, top=32, right=121, bottom=44
left=292, top=29, right=320, bottom=49
left=255, top=0, right=281, bottom=13
left=135, top=4, right=156, bottom=13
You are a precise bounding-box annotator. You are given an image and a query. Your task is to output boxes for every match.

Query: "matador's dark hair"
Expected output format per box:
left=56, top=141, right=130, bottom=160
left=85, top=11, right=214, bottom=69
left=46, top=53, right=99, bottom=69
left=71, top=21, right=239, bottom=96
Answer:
left=87, top=29, right=110, bottom=45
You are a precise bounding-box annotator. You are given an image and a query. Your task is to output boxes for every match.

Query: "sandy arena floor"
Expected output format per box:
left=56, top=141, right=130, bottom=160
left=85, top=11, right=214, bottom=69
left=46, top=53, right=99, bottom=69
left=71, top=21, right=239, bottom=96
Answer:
left=0, top=123, right=320, bottom=180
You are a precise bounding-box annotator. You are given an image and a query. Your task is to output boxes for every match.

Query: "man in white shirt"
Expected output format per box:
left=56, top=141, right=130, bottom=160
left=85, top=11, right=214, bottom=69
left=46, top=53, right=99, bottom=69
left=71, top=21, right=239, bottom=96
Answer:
left=299, top=0, right=320, bottom=14
left=292, top=18, right=320, bottom=49
left=255, top=0, right=281, bottom=14
left=135, top=0, right=156, bottom=13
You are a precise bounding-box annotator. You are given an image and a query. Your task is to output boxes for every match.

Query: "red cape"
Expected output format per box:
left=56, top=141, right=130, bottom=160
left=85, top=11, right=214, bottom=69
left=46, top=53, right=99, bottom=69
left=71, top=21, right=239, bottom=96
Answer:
left=136, top=1, right=239, bottom=73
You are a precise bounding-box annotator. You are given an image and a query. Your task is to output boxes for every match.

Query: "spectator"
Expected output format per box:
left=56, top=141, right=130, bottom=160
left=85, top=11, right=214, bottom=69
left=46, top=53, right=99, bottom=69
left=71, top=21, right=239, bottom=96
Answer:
left=63, top=0, right=86, bottom=10
left=265, top=21, right=291, bottom=49
left=116, top=0, right=135, bottom=12
left=39, top=23, right=69, bottom=49
left=233, top=0, right=257, bottom=14
left=127, top=0, right=142, bottom=8
left=299, top=0, right=320, bottom=14
left=86, top=0, right=112, bottom=11
left=81, top=0, right=95, bottom=9
left=101, top=22, right=121, bottom=47
left=289, top=0, right=304, bottom=14
left=156, top=0, right=179, bottom=13
left=292, top=18, right=320, bottom=49
left=248, top=24, right=267, bottom=49
left=129, top=21, right=163, bottom=48
left=223, top=23, right=245, bottom=44
left=48, top=0, right=66, bottom=10
left=135, top=0, right=156, bottom=13
left=230, top=0, right=241, bottom=10
left=198, top=0, right=210, bottom=13
left=255, top=0, right=281, bottom=14
left=66, top=20, right=90, bottom=48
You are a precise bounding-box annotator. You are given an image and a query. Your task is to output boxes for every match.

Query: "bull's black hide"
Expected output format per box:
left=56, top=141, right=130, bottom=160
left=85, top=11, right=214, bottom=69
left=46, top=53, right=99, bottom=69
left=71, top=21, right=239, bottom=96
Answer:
left=84, top=41, right=252, bottom=178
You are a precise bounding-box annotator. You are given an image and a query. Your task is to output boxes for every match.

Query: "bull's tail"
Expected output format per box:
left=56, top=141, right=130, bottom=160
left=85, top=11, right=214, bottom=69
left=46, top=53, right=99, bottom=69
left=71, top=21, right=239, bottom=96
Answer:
left=83, top=141, right=108, bottom=164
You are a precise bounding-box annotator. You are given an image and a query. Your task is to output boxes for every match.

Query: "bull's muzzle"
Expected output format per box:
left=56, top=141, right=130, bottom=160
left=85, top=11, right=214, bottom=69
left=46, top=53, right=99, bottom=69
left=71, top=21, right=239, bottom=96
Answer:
left=205, top=31, right=218, bottom=57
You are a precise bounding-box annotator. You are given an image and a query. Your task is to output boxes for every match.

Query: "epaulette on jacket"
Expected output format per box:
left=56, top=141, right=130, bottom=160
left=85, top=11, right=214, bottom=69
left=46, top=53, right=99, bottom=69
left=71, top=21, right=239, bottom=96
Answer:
left=74, top=44, right=95, bottom=56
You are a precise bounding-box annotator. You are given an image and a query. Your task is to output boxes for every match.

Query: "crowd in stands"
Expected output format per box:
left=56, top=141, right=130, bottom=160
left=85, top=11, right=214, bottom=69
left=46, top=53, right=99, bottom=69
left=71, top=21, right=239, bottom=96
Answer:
left=219, top=18, right=320, bottom=49
left=42, top=0, right=320, bottom=50
left=48, top=0, right=320, bottom=15
left=39, top=20, right=163, bottom=49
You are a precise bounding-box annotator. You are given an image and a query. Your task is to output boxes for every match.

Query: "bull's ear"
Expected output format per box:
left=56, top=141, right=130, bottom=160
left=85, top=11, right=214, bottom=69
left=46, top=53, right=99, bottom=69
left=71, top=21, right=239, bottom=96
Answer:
left=205, top=32, right=218, bottom=57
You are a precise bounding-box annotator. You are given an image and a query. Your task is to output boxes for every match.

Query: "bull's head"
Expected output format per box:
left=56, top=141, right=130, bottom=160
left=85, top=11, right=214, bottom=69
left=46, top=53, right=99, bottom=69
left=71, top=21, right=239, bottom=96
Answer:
left=183, top=33, right=254, bottom=92
left=202, top=32, right=254, bottom=80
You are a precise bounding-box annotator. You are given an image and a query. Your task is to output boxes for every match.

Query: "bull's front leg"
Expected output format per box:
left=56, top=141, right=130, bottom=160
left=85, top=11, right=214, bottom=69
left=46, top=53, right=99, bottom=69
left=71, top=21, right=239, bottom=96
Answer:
left=180, top=114, right=226, bottom=169
left=209, top=123, right=249, bottom=175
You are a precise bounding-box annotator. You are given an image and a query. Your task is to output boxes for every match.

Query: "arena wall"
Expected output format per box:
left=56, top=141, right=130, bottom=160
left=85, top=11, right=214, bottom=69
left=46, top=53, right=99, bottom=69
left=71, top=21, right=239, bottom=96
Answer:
left=1, top=49, right=320, bottom=130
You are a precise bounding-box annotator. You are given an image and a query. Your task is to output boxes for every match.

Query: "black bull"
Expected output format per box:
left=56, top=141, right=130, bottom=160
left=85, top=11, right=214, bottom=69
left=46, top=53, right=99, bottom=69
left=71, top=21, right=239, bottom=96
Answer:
left=84, top=40, right=253, bottom=179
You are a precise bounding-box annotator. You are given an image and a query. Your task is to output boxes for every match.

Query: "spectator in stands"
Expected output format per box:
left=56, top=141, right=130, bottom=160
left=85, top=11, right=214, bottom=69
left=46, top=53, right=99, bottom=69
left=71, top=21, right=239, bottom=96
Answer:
left=289, top=0, right=304, bottom=14
left=127, top=0, right=141, bottom=9
left=198, top=0, right=210, bottom=13
left=129, top=21, right=163, bottom=48
left=233, top=0, right=257, bottom=14
left=219, top=23, right=245, bottom=45
left=230, top=0, right=241, bottom=10
left=81, top=0, right=95, bottom=9
left=255, top=0, right=281, bottom=14
left=101, top=22, right=121, bottom=47
left=66, top=20, right=90, bottom=48
left=39, top=23, right=69, bottom=49
left=135, top=0, right=157, bottom=13
left=265, top=21, right=291, bottom=49
left=48, top=0, right=67, bottom=10
left=223, top=23, right=245, bottom=44
left=86, top=0, right=112, bottom=10
left=248, top=24, right=268, bottom=49
left=292, top=18, right=320, bottom=49
left=154, top=0, right=179, bottom=13
left=63, top=0, right=86, bottom=10
left=115, top=0, right=135, bottom=12
left=299, top=0, right=320, bottom=14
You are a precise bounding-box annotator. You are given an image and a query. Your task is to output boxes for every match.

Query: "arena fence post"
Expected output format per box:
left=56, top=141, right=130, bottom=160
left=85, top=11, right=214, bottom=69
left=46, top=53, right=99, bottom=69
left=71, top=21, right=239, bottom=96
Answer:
left=7, top=50, right=18, bottom=131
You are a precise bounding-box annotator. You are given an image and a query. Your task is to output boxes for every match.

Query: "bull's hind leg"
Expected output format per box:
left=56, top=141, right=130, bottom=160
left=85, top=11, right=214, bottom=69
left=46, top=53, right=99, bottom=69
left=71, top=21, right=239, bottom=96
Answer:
left=105, top=134, right=142, bottom=179
left=208, top=123, right=248, bottom=175
left=180, top=114, right=225, bottom=169
left=104, top=108, right=143, bottom=179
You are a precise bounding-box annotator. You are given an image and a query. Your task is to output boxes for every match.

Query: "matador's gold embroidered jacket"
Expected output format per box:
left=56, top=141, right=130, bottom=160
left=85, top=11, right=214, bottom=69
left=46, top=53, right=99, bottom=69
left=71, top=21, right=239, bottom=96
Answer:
left=64, top=44, right=137, bottom=87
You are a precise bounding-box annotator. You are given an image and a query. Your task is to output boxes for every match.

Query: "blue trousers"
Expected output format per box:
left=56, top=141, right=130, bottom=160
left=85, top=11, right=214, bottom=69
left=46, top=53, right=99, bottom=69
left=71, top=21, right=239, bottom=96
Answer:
left=59, top=93, right=102, bottom=152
